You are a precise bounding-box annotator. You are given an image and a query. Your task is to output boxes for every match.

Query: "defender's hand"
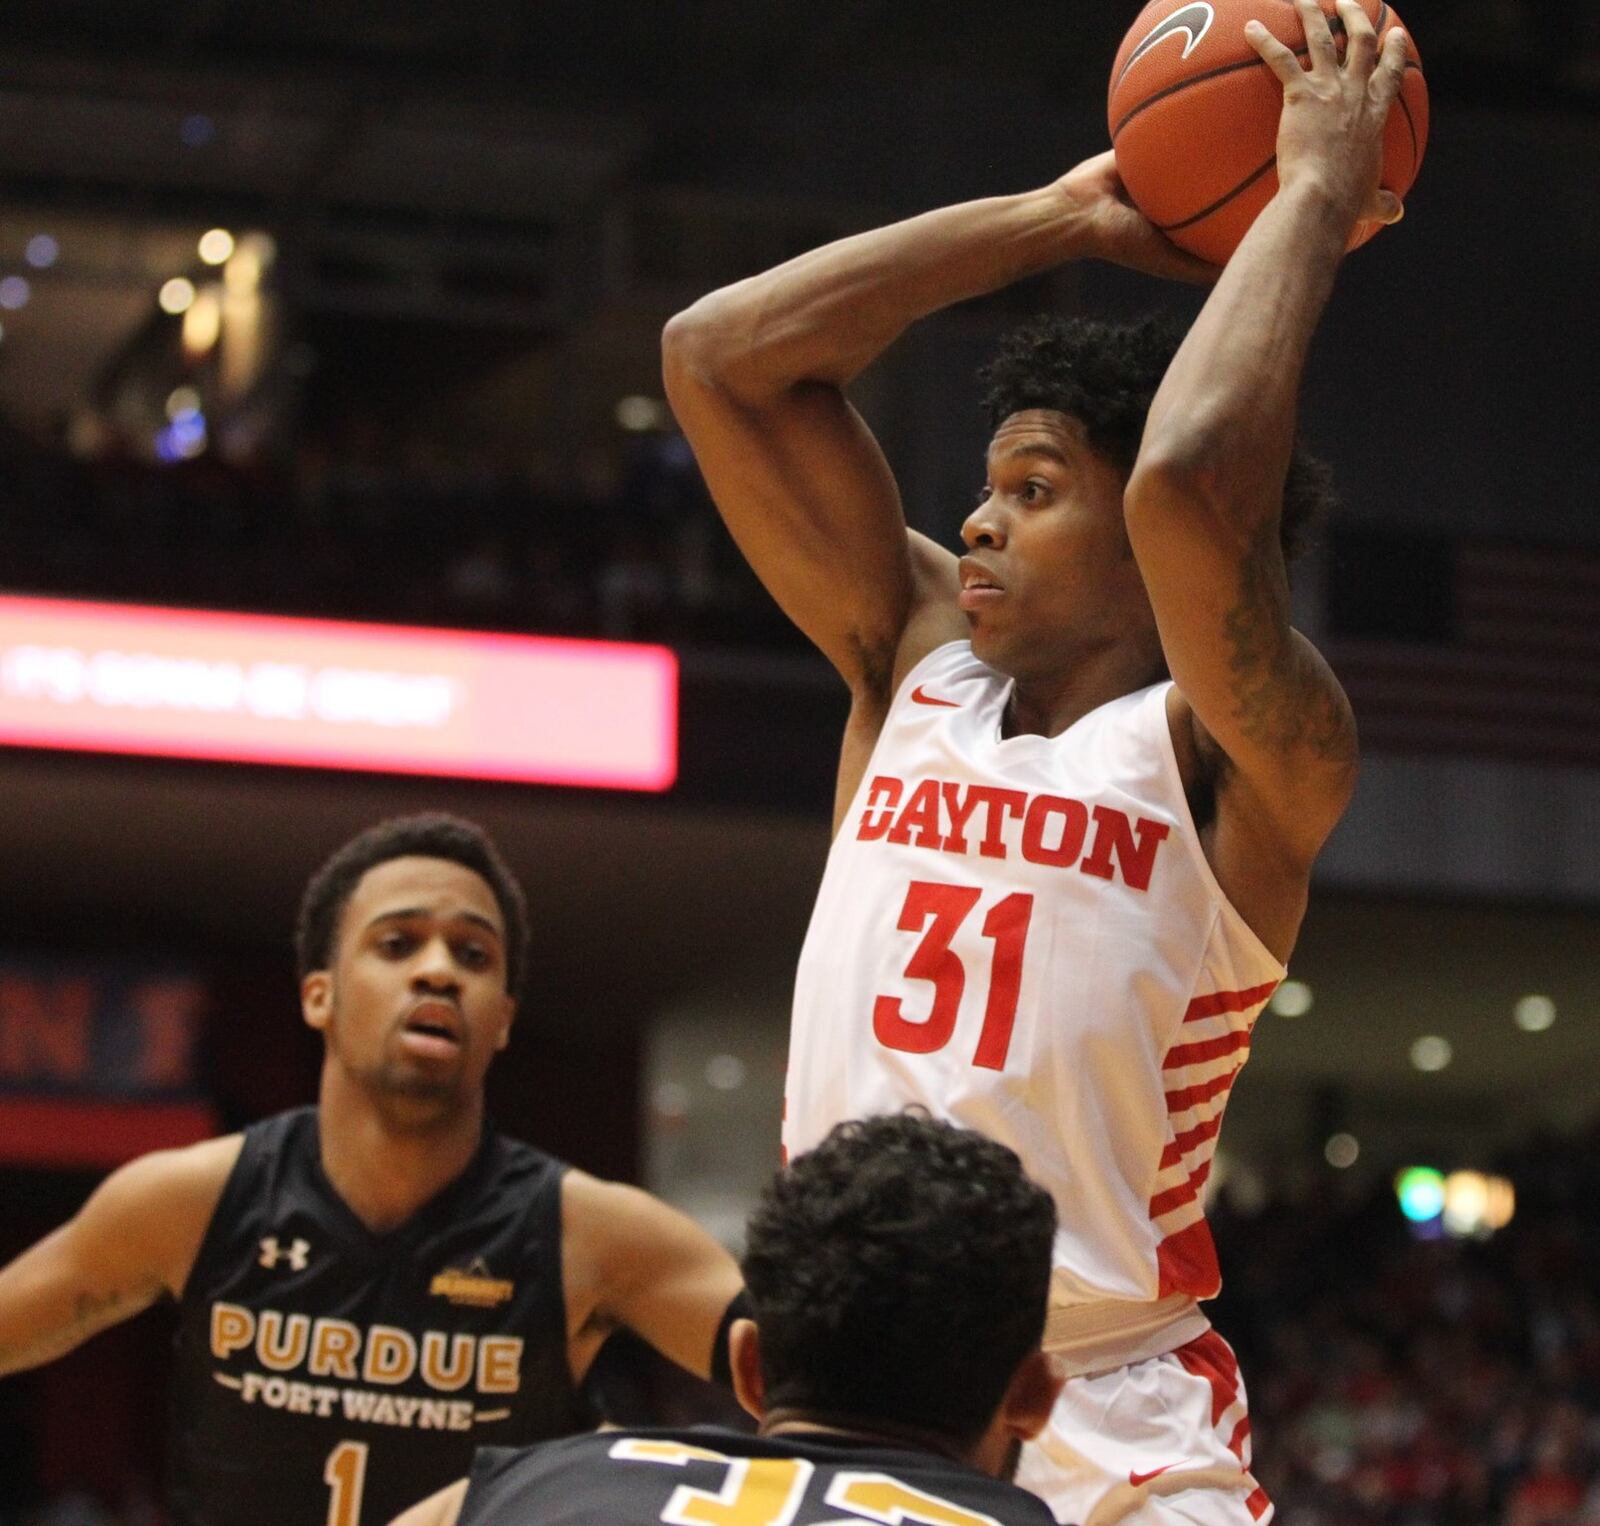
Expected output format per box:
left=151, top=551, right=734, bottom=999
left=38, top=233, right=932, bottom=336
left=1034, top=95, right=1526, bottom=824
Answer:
left=1247, top=0, right=1408, bottom=227
left=1055, top=151, right=1219, bottom=284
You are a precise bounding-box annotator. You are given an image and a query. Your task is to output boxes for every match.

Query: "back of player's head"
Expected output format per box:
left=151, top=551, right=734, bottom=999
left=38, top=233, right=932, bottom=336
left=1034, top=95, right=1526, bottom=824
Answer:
left=295, top=813, right=530, bottom=995
left=978, top=312, right=1334, bottom=563
left=741, top=1112, right=1056, bottom=1445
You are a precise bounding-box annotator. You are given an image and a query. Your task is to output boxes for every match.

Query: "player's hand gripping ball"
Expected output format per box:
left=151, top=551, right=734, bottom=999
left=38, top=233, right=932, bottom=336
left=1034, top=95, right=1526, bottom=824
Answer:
left=1108, top=0, right=1428, bottom=264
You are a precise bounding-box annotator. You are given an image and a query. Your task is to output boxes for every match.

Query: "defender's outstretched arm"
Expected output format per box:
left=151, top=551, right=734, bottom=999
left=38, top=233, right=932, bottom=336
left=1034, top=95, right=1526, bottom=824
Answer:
left=0, top=1135, right=237, bottom=1376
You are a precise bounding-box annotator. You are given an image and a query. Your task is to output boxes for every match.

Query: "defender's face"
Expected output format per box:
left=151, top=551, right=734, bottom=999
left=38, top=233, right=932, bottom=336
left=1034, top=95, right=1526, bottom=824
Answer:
left=959, top=410, right=1151, bottom=679
left=305, top=856, right=514, bottom=1114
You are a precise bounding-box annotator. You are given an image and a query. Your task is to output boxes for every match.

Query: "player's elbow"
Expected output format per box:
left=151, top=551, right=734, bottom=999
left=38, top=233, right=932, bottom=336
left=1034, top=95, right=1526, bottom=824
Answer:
left=1126, top=450, right=1231, bottom=547
left=662, top=296, right=762, bottom=402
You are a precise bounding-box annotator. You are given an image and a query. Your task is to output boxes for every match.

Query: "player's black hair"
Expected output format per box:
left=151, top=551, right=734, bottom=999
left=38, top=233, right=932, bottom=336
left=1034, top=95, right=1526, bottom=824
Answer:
left=978, top=312, right=1335, bottom=562
left=742, top=1112, right=1056, bottom=1446
left=295, top=813, right=530, bottom=995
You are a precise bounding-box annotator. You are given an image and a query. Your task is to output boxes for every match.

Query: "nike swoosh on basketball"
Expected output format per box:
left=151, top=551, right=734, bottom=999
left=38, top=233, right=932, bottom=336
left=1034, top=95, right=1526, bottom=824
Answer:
left=1117, top=1, right=1215, bottom=84
left=910, top=685, right=960, bottom=708
left=1129, top=1464, right=1179, bottom=1488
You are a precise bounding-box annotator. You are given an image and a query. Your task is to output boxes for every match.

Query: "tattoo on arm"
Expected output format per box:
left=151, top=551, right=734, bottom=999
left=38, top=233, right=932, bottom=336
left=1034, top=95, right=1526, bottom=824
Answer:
left=1222, top=522, right=1356, bottom=765
left=72, top=1286, right=127, bottom=1329
left=0, top=1284, right=152, bottom=1374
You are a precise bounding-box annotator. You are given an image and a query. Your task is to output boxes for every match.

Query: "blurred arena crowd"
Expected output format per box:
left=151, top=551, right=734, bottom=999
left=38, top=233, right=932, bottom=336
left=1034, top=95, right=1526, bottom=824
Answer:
left=0, top=421, right=792, bottom=649
left=1210, top=1123, right=1600, bottom=1526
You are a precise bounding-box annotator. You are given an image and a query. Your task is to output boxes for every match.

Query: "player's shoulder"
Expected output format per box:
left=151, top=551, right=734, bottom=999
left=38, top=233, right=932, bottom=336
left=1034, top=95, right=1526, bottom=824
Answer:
left=80, top=1131, right=244, bottom=1298
left=107, top=1130, right=245, bottom=1205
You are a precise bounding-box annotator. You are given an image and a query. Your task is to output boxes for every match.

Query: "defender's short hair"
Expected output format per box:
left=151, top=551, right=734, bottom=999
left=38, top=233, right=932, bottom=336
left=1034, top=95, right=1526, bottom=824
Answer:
left=295, top=813, right=530, bottom=995
left=979, top=312, right=1335, bottom=563
left=741, top=1112, right=1057, bottom=1445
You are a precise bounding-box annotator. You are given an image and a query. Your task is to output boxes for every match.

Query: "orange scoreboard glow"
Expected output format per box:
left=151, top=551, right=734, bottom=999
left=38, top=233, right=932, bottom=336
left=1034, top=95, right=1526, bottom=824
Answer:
left=0, top=595, right=678, bottom=790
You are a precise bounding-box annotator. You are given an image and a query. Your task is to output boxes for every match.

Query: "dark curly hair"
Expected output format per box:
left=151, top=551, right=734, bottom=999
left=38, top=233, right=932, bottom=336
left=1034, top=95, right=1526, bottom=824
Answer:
left=978, top=313, right=1335, bottom=563
left=295, top=813, right=530, bottom=995
left=741, top=1112, right=1057, bottom=1445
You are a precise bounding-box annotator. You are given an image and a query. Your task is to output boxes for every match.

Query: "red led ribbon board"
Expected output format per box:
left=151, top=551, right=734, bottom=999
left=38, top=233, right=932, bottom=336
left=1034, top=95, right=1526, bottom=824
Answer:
left=0, top=595, right=678, bottom=790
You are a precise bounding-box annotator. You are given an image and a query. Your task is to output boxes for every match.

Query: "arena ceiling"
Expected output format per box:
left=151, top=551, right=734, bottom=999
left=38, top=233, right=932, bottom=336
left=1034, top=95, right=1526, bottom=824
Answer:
left=0, top=0, right=1590, bottom=427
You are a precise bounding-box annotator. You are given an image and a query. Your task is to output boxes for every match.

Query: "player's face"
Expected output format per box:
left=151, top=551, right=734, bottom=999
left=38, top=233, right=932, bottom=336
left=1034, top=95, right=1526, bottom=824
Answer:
left=308, top=856, right=514, bottom=1118
left=958, top=410, right=1157, bottom=680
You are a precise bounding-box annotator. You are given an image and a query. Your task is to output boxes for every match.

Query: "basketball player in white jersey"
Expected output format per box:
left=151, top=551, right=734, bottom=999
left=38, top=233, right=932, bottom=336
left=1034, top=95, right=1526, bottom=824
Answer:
left=662, top=6, right=1408, bottom=1523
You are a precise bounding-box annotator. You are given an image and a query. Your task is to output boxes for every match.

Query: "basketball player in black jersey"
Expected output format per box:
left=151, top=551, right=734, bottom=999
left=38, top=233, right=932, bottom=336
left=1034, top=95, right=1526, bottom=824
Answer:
left=0, top=813, right=744, bottom=1526
left=389, top=1113, right=1064, bottom=1526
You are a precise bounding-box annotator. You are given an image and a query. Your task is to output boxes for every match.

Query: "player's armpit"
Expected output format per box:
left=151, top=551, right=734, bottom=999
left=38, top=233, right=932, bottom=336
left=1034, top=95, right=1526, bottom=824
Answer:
left=1125, top=473, right=1357, bottom=864
left=0, top=1133, right=238, bottom=1377
left=560, top=1172, right=743, bottom=1384
left=387, top=1477, right=469, bottom=1526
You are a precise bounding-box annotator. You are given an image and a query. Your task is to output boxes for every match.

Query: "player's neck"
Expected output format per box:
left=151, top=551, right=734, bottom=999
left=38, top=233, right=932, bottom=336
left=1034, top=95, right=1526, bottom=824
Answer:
left=760, top=1410, right=974, bottom=1468
left=316, top=1070, right=486, bottom=1234
left=1003, top=642, right=1162, bottom=739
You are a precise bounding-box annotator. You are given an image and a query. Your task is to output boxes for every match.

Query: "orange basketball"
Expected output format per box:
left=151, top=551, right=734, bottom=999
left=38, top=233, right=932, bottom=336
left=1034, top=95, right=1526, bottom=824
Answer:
left=1108, top=0, right=1428, bottom=264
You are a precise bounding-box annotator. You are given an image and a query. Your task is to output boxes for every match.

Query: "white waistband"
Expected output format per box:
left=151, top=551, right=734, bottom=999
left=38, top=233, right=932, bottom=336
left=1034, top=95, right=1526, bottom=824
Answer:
left=1041, top=1294, right=1211, bottom=1378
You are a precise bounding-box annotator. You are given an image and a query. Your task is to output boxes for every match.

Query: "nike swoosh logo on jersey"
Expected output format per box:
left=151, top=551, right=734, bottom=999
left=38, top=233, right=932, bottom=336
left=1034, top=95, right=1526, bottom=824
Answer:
left=1129, top=1464, right=1180, bottom=1488
left=1116, top=2, right=1215, bottom=84
left=910, top=685, right=960, bottom=708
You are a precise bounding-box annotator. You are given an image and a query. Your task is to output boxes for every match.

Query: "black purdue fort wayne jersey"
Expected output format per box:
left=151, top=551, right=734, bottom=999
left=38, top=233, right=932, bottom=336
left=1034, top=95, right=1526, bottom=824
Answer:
left=167, top=1107, right=592, bottom=1526
left=460, top=1427, right=1060, bottom=1526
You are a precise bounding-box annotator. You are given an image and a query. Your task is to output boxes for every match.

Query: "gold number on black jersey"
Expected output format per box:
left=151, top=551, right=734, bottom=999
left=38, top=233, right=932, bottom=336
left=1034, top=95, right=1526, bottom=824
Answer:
left=611, top=1439, right=812, bottom=1526
left=323, top=1440, right=369, bottom=1526
left=611, top=1442, right=1002, bottom=1526
left=827, top=1471, right=1003, bottom=1526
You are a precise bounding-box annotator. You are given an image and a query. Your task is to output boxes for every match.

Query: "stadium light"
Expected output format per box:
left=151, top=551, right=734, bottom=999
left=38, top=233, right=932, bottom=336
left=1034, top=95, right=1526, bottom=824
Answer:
left=1395, top=1166, right=1446, bottom=1223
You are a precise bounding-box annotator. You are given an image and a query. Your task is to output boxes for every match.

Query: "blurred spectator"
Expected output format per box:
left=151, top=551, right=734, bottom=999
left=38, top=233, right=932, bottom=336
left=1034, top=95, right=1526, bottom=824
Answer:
left=0, top=420, right=785, bottom=647
left=1213, top=1120, right=1600, bottom=1526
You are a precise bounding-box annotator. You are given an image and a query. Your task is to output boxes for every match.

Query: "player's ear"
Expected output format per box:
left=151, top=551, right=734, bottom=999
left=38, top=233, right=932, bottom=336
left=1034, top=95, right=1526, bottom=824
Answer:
left=729, top=1319, right=764, bottom=1421
left=998, top=1350, right=1064, bottom=1443
left=494, top=993, right=515, bottom=1051
left=302, top=970, right=333, bottom=1033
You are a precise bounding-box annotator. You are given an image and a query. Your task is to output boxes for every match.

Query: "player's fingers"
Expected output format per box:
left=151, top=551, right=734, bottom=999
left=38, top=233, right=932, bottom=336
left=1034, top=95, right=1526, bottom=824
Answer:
left=1295, top=0, right=1339, bottom=70
left=1105, top=200, right=1221, bottom=284
left=1368, top=28, right=1409, bottom=110
left=1244, top=19, right=1303, bottom=86
left=1337, top=0, right=1378, bottom=74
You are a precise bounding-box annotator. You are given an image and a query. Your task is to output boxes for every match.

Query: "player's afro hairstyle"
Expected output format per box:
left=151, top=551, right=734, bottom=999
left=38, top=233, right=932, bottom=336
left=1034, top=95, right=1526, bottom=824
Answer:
left=295, top=813, right=530, bottom=996
left=742, top=1112, right=1056, bottom=1446
left=978, top=312, right=1335, bottom=563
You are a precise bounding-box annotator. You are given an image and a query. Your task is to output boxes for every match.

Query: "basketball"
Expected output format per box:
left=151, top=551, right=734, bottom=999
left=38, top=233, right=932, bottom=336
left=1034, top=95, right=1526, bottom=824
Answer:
left=1108, top=0, right=1429, bottom=264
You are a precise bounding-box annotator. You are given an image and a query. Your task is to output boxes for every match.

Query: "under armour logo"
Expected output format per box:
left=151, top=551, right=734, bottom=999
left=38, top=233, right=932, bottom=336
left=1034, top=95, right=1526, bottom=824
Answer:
left=258, top=1236, right=310, bottom=1271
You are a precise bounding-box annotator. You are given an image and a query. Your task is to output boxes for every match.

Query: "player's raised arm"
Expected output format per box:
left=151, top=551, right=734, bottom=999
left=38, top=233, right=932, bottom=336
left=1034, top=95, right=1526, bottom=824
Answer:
left=560, top=1171, right=744, bottom=1384
left=0, top=1134, right=237, bottom=1377
left=1124, top=0, right=1409, bottom=862
left=662, top=155, right=1210, bottom=698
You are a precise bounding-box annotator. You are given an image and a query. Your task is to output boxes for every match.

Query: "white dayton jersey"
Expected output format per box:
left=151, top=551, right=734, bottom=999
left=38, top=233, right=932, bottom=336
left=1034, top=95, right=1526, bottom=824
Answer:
left=787, top=641, right=1284, bottom=1369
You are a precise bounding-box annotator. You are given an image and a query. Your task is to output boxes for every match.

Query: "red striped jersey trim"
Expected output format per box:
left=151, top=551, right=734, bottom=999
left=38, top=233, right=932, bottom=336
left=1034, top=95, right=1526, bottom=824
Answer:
left=1156, top=1220, right=1220, bottom=1299
left=1164, top=1028, right=1253, bottom=1070
left=1182, top=980, right=1279, bottom=1023
left=1160, top=1113, right=1224, bottom=1170
left=1150, top=1159, right=1213, bottom=1220
left=1164, top=1066, right=1242, bottom=1114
